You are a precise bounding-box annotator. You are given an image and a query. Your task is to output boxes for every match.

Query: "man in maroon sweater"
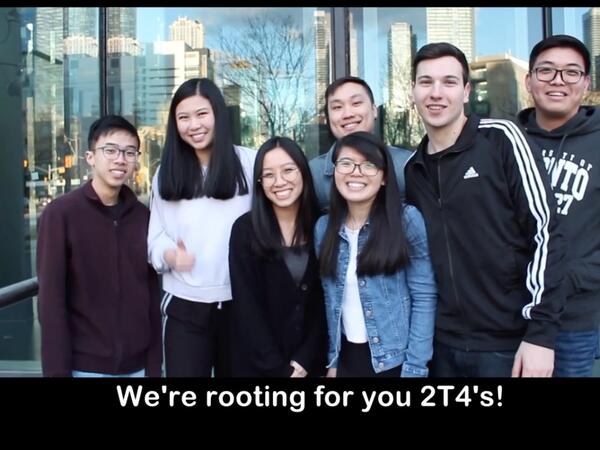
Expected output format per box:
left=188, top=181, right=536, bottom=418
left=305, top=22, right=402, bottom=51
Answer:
left=37, top=115, right=162, bottom=377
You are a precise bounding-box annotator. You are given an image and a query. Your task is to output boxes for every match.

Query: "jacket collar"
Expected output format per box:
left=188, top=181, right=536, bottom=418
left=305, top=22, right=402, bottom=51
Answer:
left=83, top=180, right=138, bottom=214
left=323, top=143, right=336, bottom=176
left=411, top=114, right=481, bottom=167
left=518, top=105, right=600, bottom=138
left=337, top=217, right=371, bottom=239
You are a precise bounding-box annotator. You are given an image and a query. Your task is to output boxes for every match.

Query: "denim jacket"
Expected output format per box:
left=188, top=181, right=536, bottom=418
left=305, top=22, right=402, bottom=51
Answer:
left=314, top=204, right=437, bottom=377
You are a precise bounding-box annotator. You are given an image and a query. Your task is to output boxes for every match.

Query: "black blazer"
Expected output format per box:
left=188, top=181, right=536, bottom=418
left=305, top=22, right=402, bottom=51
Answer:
left=228, top=212, right=327, bottom=377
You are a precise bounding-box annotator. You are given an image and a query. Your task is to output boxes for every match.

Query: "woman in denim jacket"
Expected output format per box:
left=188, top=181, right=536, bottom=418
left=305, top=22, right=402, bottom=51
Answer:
left=314, top=131, right=437, bottom=377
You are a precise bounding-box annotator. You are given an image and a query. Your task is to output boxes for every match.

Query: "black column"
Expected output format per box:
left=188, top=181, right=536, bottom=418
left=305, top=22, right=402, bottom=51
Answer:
left=0, top=7, right=34, bottom=360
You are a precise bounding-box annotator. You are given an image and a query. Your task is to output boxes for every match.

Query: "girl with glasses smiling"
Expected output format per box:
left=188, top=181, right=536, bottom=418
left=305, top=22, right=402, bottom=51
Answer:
left=228, top=137, right=327, bottom=377
left=315, top=131, right=437, bottom=377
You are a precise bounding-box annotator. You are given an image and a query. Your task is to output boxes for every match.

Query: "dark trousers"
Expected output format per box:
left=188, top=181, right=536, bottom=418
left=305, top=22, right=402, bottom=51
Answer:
left=430, top=340, right=515, bottom=377
left=337, top=335, right=401, bottom=377
left=163, top=295, right=233, bottom=377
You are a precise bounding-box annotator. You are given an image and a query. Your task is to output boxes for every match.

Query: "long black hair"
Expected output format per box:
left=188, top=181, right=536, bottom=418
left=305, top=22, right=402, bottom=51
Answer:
left=250, top=137, right=320, bottom=258
left=319, top=131, right=409, bottom=277
left=158, top=78, right=249, bottom=200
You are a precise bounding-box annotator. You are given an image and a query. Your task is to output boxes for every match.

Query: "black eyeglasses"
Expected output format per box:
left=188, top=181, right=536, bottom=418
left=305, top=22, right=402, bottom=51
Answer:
left=334, top=158, right=380, bottom=176
left=532, top=67, right=586, bottom=84
left=95, top=144, right=140, bottom=162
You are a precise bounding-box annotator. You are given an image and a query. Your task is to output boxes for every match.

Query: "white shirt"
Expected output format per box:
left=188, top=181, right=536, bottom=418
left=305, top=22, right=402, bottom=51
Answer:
left=341, top=226, right=368, bottom=343
left=147, top=145, right=256, bottom=302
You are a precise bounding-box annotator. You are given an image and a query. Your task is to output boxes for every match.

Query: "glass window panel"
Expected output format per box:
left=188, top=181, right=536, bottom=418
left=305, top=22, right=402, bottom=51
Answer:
left=23, top=7, right=101, bottom=264
left=107, top=7, right=333, bottom=201
left=0, top=7, right=100, bottom=371
left=0, top=7, right=333, bottom=373
left=552, top=7, right=600, bottom=105
left=1, top=7, right=33, bottom=370
left=349, top=7, right=543, bottom=148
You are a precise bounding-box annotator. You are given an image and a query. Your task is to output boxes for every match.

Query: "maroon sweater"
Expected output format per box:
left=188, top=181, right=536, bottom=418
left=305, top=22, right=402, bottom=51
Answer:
left=37, top=181, right=162, bottom=377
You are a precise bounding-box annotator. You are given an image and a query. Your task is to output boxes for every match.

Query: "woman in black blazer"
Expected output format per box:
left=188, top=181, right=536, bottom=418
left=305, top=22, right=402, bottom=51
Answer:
left=229, top=137, right=327, bottom=377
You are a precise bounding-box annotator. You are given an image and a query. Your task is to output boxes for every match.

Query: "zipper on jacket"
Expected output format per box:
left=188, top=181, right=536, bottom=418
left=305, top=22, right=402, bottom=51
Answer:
left=113, top=217, right=124, bottom=370
left=437, top=160, right=469, bottom=350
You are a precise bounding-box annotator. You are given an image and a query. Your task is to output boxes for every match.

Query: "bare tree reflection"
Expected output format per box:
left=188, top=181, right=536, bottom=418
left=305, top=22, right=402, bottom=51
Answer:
left=219, top=15, right=313, bottom=146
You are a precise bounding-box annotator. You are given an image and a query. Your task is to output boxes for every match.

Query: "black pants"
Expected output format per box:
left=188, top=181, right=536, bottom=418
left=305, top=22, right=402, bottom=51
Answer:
left=429, top=340, right=515, bottom=377
left=337, top=335, right=401, bottom=377
left=163, top=295, right=233, bottom=377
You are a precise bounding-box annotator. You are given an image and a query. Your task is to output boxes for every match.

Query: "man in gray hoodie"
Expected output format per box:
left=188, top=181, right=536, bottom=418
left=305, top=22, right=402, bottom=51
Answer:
left=518, top=34, right=600, bottom=377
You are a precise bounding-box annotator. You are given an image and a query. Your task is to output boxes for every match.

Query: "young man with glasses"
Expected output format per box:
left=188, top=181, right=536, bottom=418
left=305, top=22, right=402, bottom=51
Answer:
left=518, top=35, right=600, bottom=377
left=405, top=42, right=565, bottom=377
left=309, top=76, right=413, bottom=211
left=37, top=115, right=162, bottom=377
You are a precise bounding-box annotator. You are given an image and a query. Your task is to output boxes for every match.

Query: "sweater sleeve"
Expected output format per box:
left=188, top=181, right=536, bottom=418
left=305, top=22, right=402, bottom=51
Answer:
left=147, top=171, right=176, bottom=274
left=37, top=203, right=72, bottom=377
left=145, top=264, right=163, bottom=377
left=229, top=217, right=292, bottom=377
left=401, top=206, right=437, bottom=377
left=498, top=120, right=566, bottom=349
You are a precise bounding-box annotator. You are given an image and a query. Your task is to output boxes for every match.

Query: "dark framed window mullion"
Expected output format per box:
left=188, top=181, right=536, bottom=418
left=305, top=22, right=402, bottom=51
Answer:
left=542, top=7, right=553, bottom=39
left=99, top=7, right=107, bottom=116
left=332, top=7, right=348, bottom=80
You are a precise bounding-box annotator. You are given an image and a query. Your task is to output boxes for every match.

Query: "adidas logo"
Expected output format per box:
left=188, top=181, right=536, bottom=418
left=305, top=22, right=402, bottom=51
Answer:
left=463, top=166, right=479, bottom=179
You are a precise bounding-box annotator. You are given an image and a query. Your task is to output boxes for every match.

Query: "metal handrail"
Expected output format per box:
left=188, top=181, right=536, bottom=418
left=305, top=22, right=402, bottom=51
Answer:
left=0, top=277, right=38, bottom=309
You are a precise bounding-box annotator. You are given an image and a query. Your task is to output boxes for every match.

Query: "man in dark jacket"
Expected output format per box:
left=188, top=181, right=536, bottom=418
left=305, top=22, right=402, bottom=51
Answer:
left=37, top=115, right=162, bottom=377
left=405, top=42, right=565, bottom=377
left=518, top=35, right=600, bottom=377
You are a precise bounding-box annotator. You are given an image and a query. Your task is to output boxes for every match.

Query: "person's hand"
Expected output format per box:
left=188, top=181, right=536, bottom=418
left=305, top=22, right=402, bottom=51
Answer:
left=290, top=360, right=308, bottom=378
left=325, top=367, right=337, bottom=378
left=511, top=341, right=554, bottom=377
left=163, top=239, right=196, bottom=272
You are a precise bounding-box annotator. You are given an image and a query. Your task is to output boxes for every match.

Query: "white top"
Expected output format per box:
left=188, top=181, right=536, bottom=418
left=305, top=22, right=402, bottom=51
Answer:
left=341, top=226, right=368, bottom=343
left=147, top=145, right=257, bottom=303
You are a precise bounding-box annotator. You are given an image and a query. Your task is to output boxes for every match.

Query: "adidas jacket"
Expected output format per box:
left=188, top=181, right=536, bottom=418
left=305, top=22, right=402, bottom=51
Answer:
left=405, top=114, right=565, bottom=351
left=518, top=106, right=600, bottom=331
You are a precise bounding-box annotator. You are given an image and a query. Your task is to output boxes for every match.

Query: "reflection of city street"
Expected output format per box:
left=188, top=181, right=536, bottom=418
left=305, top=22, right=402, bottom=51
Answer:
left=28, top=196, right=51, bottom=216
left=23, top=164, right=74, bottom=272
left=26, top=165, right=73, bottom=198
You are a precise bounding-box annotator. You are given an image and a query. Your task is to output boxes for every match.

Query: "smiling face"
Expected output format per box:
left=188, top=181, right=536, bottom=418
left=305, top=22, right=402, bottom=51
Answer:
left=260, top=147, right=304, bottom=212
left=86, top=129, right=138, bottom=196
left=326, top=82, right=378, bottom=139
left=526, top=46, right=590, bottom=130
left=175, top=94, right=215, bottom=164
left=334, top=146, right=384, bottom=209
left=412, top=55, right=470, bottom=134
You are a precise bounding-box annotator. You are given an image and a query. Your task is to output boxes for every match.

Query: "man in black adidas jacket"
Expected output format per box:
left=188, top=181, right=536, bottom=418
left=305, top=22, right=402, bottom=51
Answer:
left=405, top=42, right=565, bottom=377
left=519, top=35, right=600, bottom=377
